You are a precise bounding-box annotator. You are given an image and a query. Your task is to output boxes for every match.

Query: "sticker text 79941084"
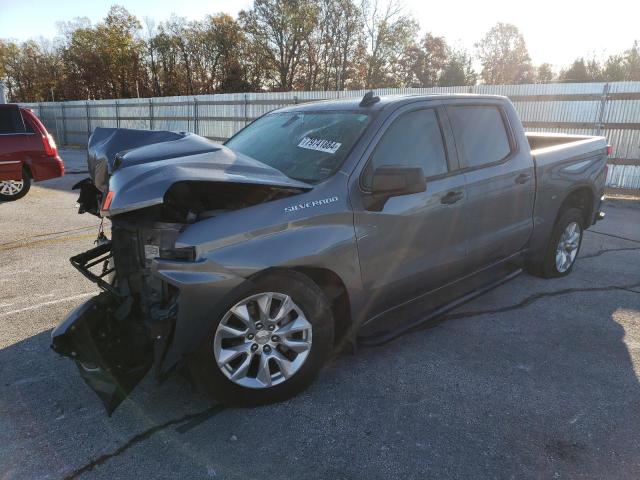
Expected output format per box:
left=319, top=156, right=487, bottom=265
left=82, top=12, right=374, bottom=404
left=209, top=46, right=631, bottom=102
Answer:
left=297, top=137, right=342, bottom=154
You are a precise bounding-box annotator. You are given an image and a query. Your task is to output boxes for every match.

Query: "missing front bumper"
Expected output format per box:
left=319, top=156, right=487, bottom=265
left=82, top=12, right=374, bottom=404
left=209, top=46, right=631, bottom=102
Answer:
left=51, top=292, right=154, bottom=415
left=54, top=220, right=246, bottom=414
left=69, top=240, right=118, bottom=296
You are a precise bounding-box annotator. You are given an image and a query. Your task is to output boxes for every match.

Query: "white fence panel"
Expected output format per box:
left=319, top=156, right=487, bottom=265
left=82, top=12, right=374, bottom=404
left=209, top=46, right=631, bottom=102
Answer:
left=21, top=81, right=640, bottom=191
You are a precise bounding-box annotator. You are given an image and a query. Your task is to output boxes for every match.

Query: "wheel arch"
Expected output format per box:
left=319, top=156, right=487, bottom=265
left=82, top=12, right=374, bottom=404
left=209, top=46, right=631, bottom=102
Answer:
left=557, top=185, right=595, bottom=228
left=525, top=184, right=595, bottom=272
left=250, top=266, right=354, bottom=350
left=290, top=266, right=353, bottom=349
left=19, top=161, right=33, bottom=180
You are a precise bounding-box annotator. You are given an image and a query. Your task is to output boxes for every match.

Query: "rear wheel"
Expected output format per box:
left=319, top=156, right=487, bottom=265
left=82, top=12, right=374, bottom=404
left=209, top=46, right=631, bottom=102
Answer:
left=528, top=207, right=584, bottom=278
left=0, top=169, right=31, bottom=201
left=189, top=270, right=334, bottom=406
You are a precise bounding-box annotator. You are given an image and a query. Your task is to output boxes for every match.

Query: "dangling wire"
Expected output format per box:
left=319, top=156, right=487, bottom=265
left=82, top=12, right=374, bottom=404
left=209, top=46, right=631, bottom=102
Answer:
left=95, top=218, right=108, bottom=245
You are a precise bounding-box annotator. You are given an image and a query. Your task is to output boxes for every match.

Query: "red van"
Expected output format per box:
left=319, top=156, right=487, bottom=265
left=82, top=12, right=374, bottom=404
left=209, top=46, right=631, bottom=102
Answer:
left=0, top=104, right=64, bottom=201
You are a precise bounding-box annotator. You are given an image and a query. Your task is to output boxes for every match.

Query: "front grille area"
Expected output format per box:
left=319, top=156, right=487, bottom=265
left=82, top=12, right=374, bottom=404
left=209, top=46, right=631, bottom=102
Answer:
left=110, top=219, right=184, bottom=307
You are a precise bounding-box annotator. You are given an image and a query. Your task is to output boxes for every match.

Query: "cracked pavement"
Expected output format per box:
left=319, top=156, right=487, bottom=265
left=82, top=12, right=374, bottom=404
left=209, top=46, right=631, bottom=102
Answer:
left=1, top=149, right=639, bottom=479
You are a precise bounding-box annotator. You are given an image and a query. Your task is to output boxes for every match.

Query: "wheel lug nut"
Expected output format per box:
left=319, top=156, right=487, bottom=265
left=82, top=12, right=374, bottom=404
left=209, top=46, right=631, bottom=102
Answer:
left=268, top=324, right=275, bottom=331
left=256, top=323, right=263, bottom=330
left=263, top=345, right=271, bottom=353
left=247, top=333, right=254, bottom=340
left=251, top=344, right=258, bottom=352
left=271, top=335, right=279, bottom=342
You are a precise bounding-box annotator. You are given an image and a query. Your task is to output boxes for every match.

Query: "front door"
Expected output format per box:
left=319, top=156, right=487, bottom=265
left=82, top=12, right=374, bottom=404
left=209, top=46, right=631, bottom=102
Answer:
left=351, top=105, right=468, bottom=327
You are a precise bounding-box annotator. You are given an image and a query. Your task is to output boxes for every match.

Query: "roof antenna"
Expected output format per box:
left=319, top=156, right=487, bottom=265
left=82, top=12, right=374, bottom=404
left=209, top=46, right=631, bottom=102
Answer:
left=359, top=91, right=380, bottom=107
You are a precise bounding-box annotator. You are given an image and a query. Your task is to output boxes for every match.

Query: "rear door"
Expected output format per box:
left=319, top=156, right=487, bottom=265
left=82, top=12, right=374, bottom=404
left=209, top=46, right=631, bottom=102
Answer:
left=446, top=103, right=535, bottom=271
left=352, top=102, right=468, bottom=324
left=0, top=106, right=34, bottom=180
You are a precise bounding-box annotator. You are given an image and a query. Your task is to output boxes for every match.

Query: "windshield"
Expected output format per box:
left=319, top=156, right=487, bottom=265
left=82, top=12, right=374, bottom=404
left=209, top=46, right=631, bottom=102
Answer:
left=225, top=111, right=372, bottom=182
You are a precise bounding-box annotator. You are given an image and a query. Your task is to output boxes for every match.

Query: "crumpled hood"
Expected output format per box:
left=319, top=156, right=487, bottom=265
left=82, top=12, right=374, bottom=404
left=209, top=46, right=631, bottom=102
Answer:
left=88, top=128, right=192, bottom=193
left=89, top=128, right=311, bottom=216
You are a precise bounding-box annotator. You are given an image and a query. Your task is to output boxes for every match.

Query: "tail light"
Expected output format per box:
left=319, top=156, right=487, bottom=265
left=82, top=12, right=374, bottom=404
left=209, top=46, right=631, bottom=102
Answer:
left=102, top=191, right=115, bottom=211
left=606, top=144, right=612, bottom=157
left=42, top=132, right=58, bottom=157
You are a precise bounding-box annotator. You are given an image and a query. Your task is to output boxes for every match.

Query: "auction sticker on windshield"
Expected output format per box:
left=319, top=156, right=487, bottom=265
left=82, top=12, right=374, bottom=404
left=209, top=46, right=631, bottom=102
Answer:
left=297, top=137, right=342, bottom=154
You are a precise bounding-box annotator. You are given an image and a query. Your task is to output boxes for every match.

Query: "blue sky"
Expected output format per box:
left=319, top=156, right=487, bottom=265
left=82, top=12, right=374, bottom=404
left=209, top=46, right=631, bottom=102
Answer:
left=0, top=0, right=252, bottom=39
left=1, top=0, right=638, bottom=69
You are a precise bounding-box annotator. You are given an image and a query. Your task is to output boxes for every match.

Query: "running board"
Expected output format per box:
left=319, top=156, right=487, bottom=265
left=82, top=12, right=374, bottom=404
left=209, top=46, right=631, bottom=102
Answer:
left=357, top=268, right=523, bottom=347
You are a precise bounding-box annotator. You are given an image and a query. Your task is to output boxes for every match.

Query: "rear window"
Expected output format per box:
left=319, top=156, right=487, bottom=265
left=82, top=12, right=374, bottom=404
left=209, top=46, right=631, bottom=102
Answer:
left=225, top=111, right=372, bottom=183
left=447, top=106, right=512, bottom=168
left=21, top=111, right=36, bottom=133
left=0, top=107, right=26, bottom=134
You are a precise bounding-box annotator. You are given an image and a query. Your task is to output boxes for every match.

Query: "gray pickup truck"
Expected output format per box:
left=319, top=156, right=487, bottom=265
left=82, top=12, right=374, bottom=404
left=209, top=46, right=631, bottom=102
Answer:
left=52, top=93, right=608, bottom=413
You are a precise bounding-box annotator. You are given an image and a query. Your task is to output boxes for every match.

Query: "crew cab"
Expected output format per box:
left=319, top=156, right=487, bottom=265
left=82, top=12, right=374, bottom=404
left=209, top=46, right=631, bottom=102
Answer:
left=52, top=94, right=608, bottom=413
left=0, top=104, right=64, bottom=201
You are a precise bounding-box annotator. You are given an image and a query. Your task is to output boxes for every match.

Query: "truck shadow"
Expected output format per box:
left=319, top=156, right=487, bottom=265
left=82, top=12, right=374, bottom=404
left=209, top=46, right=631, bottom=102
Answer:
left=1, top=288, right=639, bottom=479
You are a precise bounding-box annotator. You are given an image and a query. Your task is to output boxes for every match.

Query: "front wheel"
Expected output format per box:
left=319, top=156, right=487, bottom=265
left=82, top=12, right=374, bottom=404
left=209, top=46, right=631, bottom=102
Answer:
left=528, top=207, right=584, bottom=278
left=0, top=169, right=31, bottom=201
left=188, top=270, right=334, bottom=406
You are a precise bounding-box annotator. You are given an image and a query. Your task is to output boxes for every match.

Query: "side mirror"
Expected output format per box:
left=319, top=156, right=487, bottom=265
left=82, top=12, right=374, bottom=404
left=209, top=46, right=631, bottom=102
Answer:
left=365, top=166, right=426, bottom=211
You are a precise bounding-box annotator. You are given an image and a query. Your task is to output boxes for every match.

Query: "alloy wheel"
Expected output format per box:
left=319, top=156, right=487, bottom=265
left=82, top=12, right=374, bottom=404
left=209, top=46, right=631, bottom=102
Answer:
left=0, top=180, right=25, bottom=197
left=213, top=292, right=313, bottom=389
left=555, top=221, right=581, bottom=273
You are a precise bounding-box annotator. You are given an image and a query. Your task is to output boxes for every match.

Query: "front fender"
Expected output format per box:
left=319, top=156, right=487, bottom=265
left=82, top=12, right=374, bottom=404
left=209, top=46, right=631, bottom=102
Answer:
left=151, top=258, right=246, bottom=372
left=154, top=214, right=363, bottom=373
left=204, top=216, right=360, bottom=279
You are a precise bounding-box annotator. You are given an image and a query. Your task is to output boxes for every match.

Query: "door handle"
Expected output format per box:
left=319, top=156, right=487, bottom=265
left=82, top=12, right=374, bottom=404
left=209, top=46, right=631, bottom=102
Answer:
left=441, top=191, right=464, bottom=205
left=515, top=173, right=532, bottom=184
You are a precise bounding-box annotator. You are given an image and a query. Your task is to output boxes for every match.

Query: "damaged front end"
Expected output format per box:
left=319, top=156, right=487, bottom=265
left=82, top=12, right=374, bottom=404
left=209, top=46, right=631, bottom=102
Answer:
left=51, top=292, right=154, bottom=414
left=53, top=127, right=310, bottom=414
left=52, top=219, right=184, bottom=414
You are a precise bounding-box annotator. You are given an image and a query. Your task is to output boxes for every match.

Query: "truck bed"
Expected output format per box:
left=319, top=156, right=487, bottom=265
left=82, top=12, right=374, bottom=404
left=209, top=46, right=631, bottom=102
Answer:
left=526, top=130, right=608, bottom=255
left=526, top=132, right=605, bottom=154
left=526, top=132, right=607, bottom=175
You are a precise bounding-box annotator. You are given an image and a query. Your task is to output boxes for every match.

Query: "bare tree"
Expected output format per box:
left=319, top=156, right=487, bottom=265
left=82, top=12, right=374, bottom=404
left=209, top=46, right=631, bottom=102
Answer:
left=360, top=0, right=418, bottom=88
left=239, top=0, right=318, bottom=90
left=476, top=22, right=533, bottom=84
left=297, top=0, right=364, bottom=90
left=165, top=16, right=195, bottom=95
left=143, top=18, right=161, bottom=96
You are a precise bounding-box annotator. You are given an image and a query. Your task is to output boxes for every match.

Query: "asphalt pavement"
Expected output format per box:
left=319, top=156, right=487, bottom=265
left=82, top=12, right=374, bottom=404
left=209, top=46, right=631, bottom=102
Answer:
left=1, top=148, right=639, bottom=479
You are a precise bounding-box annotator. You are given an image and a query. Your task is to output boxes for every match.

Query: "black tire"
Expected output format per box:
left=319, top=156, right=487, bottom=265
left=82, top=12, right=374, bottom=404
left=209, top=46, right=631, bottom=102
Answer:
left=0, top=168, right=31, bottom=201
left=527, top=207, right=584, bottom=278
left=188, top=270, right=334, bottom=407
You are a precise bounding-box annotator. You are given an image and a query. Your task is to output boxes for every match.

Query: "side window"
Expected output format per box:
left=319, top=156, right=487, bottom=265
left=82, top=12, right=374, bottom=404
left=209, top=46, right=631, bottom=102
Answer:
left=364, top=108, right=448, bottom=188
left=447, top=106, right=512, bottom=168
left=21, top=112, right=36, bottom=133
left=0, top=107, right=26, bottom=134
